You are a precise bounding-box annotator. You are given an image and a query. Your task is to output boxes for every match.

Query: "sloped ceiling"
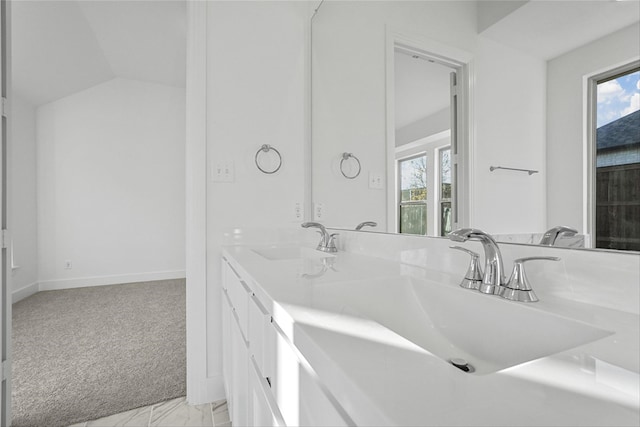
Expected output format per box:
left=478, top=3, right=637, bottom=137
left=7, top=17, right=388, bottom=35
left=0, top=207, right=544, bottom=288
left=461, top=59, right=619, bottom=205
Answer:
left=396, top=0, right=640, bottom=131
left=480, top=0, right=640, bottom=60
left=11, top=0, right=186, bottom=106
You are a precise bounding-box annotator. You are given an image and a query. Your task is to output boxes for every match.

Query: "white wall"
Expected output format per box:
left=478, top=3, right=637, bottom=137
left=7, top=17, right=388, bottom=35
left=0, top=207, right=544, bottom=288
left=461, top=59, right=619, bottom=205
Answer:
left=471, top=36, right=547, bottom=234
left=37, top=77, right=186, bottom=289
left=312, top=1, right=547, bottom=234
left=186, top=1, right=309, bottom=404
left=396, top=108, right=450, bottom=148
left=547, top=23, right=640, bottom=233
left=312, top=1, right=479, bottom=230
left=10, top=94, right=38, bottom=299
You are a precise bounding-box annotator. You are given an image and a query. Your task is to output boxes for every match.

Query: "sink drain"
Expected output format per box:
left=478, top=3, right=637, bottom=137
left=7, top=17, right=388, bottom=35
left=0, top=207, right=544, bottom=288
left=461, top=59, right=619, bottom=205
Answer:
left=449, top=358, right=475, bottom=373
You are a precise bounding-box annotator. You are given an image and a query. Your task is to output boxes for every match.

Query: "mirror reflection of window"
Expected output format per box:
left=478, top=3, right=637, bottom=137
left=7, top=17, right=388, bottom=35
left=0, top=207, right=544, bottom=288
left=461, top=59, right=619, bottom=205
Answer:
left=439, top=147, right=452, bottom=236
left=594, top=66, right=640, bottom=251
left=398, top=154, right=427, bottom=235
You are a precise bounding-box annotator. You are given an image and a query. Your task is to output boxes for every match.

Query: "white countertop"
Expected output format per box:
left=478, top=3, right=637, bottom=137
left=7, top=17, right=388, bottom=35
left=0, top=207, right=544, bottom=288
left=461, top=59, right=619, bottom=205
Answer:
left=222, top=243, right=640, bottom=426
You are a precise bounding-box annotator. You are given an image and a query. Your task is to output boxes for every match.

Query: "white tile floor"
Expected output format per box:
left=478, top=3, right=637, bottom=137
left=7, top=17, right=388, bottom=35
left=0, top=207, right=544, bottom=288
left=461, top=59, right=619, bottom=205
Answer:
left=68, top=396, right=231, bottom=427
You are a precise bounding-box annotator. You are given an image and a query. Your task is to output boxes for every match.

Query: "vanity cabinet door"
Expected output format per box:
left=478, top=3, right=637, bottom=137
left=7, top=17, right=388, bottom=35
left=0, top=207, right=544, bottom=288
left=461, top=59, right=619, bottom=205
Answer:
left=230, top=308, right=249, bottom=427
left=249, top=355, right=286, bottom=427
left=221, top=289, right=233, bottom=412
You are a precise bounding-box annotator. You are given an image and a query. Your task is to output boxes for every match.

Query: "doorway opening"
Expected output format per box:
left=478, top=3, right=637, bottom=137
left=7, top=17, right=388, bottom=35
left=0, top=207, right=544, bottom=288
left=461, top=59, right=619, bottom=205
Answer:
left=391, top=44, right=459, bottom=236
left=6, top=1, right=188, bottom=424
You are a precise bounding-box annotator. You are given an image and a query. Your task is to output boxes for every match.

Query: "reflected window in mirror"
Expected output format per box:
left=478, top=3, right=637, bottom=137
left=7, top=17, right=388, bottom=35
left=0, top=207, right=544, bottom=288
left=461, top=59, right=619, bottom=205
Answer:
left=592, top=64, right=640, bottom=251
left=439, top=147, right=452, bottom=236
left=398, top=154, right=428, bottom=235
left=396, top=144, right=452, bottom=236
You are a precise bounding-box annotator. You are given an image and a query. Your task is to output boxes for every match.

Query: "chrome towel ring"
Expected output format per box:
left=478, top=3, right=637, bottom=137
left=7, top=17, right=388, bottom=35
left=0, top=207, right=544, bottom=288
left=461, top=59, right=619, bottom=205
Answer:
left=340, top=152, right=361, bottom=179
left=255, top=144, right=282, bottom=174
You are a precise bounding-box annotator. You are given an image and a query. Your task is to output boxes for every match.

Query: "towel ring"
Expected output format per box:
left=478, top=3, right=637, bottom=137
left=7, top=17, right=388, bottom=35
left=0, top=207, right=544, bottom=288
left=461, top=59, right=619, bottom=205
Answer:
left=255, top=144, right=282, bottom=174
left=340, top=152, right=361, bottom=179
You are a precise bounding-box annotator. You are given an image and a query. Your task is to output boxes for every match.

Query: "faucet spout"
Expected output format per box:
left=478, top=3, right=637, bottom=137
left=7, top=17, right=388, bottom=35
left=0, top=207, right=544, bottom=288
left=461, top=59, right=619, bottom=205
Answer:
left=355, top=221, right=377, bottom=231
left=301, top=222, right=338, bottom=253
left=539, top=226, right=578, bottom=246
left=302, top=221, right=329, bottom=245
left=448, top=228, right=505, bottom=294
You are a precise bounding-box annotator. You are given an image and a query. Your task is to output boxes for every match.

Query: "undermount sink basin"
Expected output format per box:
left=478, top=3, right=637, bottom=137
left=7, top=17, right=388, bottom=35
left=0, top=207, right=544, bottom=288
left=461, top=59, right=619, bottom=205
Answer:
left=312, top=276, right=613, bottom=374
left=252, top=246, right=335, bottom=261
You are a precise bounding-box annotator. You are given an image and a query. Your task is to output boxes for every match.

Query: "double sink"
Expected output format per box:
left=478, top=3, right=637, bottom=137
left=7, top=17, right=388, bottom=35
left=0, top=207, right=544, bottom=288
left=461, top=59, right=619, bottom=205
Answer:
left=251, top=245, right=612, bottom=375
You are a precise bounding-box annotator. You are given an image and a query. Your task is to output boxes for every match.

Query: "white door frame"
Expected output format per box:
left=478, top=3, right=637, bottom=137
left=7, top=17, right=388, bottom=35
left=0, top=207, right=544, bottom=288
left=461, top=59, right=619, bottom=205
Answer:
left=1, top=0, right=11, bottom=424
left=385, top=28, right=473, bottom=234
left=185, top=0, right=215, bottom=404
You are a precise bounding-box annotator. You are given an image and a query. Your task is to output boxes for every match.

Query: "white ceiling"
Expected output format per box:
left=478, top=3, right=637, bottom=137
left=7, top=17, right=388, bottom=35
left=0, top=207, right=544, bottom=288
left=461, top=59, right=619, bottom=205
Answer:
left=11, top=0, right=186, bottom=106
left=394, top=51, right=453, bottom=130
left=480, top=0, right=640, bottom=60
left=396, top=0, right=640, bottom=131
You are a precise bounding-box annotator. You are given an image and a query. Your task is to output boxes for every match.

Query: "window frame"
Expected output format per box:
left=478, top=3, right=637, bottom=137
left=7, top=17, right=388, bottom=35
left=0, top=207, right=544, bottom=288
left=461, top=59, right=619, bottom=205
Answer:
left=585, top=60, right=640, bottom=248
left=397, top=152, right=428, bottom=235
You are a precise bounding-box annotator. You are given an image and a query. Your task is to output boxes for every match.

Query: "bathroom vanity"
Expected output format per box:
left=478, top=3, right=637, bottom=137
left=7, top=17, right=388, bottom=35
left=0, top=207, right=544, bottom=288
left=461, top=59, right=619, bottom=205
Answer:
left=220, top=229, right=640, bottom=426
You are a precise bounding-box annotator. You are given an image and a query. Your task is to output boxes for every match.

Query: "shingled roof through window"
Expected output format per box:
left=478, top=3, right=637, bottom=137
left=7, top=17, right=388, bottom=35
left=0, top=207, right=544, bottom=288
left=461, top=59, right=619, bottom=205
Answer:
left=597, top=109, right=640, bottom=151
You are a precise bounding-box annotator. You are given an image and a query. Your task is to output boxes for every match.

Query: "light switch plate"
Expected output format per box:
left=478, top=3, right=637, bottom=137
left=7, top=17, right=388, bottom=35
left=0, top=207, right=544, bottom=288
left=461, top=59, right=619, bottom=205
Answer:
left=369, top=172, right=384, bottom=189
left=212, top=160, right=235, bottom=182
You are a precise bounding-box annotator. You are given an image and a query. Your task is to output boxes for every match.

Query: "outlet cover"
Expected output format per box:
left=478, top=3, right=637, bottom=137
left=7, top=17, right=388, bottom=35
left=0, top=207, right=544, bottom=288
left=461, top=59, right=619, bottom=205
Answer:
left=294, top=202, right=304, bottom=221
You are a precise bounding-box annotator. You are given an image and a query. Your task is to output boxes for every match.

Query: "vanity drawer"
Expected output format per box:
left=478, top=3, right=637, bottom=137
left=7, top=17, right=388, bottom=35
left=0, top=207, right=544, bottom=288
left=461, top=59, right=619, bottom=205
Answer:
left=249, top=293, right=271, bottom=376
left=224, top=261, right=251, bottom=339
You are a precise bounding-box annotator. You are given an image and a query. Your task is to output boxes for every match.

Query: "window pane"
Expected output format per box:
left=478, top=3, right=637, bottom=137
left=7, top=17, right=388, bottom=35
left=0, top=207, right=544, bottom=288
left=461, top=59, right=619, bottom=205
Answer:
left=595, top=69, right=640, bottom=251
left=400, top=156, right=427, bottom=202
left=400, top=204, right=427, bottom=235
left=440, top=202, right=452, bottom=236
left=440, top=148, right=451, bottom=200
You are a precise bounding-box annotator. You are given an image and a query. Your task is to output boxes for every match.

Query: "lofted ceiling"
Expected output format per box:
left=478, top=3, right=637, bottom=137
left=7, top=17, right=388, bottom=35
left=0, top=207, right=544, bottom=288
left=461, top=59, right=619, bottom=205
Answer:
left=480, top=0, right=640, bottom=60
left=396, top=0, right=640, bottom=132
left=11, top=0, right=186, bottom=106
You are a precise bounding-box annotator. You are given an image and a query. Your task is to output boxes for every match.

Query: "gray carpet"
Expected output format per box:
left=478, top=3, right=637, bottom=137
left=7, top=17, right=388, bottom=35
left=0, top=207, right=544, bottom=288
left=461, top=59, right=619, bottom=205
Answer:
left=11, top=279, right=186, bottom=427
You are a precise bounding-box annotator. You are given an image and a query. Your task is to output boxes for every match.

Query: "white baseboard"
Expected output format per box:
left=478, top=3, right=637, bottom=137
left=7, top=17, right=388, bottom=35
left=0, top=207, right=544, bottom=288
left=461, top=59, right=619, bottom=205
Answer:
left=38, top=270, right=186, bottom=292
left=187, top=374, right=226, bottom=405
left=12, top=281, right=40, bottom=303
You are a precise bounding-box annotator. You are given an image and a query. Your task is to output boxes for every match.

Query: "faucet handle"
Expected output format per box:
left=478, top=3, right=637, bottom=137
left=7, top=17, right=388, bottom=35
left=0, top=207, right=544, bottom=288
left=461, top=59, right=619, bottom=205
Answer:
left=450, top=246, right=483, bottom=290
left=499, top=256, right=560, bottom=303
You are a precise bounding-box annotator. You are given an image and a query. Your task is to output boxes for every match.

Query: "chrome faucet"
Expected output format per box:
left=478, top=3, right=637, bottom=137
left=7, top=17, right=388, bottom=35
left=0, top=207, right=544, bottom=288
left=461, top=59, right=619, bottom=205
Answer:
left=539, top=226, right=578, bottom=246
left=449, top=228, right=505, bottom=295
left=301, top=222, right=338, bottom=253
left=355, top=221, right=377, bottom=231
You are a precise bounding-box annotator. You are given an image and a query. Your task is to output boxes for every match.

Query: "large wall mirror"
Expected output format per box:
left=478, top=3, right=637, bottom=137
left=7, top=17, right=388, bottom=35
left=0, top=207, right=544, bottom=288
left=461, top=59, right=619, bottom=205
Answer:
left=310, top=0, right=640, bottom=251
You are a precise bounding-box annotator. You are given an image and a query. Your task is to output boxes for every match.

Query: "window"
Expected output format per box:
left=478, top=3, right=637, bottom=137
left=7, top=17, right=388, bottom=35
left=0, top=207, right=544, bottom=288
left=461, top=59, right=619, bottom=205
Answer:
left=591, top=64, right=640, bottom=251
left=439, top=147, right=452, bottom=236
left=398, top=154, right=427, bottom=235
